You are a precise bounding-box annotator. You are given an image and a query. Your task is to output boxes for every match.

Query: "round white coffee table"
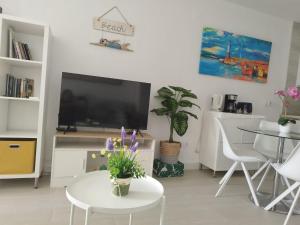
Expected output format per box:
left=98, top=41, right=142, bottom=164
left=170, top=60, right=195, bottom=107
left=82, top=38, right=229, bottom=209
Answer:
left=66, top=171, right=165, bottom=225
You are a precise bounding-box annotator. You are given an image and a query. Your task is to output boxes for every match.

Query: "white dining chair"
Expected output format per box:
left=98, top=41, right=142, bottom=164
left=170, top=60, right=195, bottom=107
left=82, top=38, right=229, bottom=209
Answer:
left=215, top=118, right=267, bottom=207
left=264, top=142, right=300, bottom=225
left=251, top=120, right=294, bottom=192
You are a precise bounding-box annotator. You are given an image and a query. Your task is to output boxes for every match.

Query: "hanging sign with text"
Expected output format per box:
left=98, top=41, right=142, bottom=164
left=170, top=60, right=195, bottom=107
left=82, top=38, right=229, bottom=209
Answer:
left=93, top=18, right=134, bottom=36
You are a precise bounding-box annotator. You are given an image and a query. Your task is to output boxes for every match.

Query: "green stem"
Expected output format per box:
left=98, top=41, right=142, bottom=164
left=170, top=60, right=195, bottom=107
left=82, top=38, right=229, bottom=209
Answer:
left=169, top=117, right=174, bottom=143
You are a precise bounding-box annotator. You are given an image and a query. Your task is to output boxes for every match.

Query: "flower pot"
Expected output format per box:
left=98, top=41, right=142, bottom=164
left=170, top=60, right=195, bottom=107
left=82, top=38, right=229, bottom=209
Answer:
left=112, top=177, right=132, bottom=196
left=160, top=141, right=181, bottom=164
left=279, top=124, right=292, bottom=133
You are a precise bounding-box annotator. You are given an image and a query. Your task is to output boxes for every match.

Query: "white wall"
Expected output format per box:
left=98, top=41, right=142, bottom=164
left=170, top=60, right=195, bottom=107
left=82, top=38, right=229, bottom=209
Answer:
left=0, top=0, right=292, bottom=171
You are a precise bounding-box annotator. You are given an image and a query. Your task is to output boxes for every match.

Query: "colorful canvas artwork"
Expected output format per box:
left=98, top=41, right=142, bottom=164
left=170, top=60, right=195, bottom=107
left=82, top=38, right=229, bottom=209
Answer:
left=199, top=27, right=272, bottom=83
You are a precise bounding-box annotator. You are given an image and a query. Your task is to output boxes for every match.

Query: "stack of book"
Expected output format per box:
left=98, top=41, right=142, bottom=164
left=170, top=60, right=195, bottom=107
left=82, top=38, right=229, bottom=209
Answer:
left=8, top=27, right=32, bottom=60
left=5, top=74, right=34, bottom=98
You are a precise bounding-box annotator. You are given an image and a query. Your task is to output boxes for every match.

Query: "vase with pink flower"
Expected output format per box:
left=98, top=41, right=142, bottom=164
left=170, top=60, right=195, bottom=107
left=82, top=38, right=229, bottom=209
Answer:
left=275, top=86, right=300, bottom=133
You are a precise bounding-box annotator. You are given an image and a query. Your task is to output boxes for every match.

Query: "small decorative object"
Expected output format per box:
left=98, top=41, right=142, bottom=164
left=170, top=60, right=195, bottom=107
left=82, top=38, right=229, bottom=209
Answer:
left=91, top=6, right=134, bottom=52
left=90, top=38, right=133, bottom=52
left=199, top=27, right=272, bottom=83
left=153, top=159, right=184, bottom=177
left=275, top=86, right=300, bottom=133
left=92, top=127, right=145, bottom=196
left=151, top=86, right=200, bottom=164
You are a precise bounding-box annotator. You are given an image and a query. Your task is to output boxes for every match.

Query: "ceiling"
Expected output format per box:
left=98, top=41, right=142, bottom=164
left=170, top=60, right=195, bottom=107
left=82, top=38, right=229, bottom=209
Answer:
left=226, top=0, right=300, bottom=22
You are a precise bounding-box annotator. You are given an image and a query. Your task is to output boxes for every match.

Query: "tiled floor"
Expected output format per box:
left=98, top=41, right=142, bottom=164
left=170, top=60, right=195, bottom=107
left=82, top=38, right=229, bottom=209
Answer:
left=0, top=170, right=299, bottom=225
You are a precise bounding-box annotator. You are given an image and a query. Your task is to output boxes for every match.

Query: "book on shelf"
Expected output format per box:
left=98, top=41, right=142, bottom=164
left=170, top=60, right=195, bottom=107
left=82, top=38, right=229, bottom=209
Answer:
left=8, top=27, right=32, bottom=60
left=8, top=27, right=15, bottom=58
left=4, top=74, right=34, bottom=98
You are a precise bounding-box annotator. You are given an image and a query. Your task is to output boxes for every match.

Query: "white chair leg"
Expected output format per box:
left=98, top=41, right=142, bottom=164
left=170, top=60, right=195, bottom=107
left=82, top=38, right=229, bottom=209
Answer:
left=251, top=160, right=270, bottom=180
left=283, top=177, right=296, bottom=198
left=256, top=163, right=271, bottom=192
left=159, top=196, right=166, bottom=225
left=85, top=207, right=91, bottom=225
left=129, top=213, right=133, bottom=225
left=284, top=186, right=300, bottom=225
left=265, top=182, right=300, bottom=211
left=241, top=162, right=259, bottom=207
left=69, top=204, right=75, bottom=225
left=215, top=162, right=239, bottom=197
left=219, top=161, right=238, bottom=185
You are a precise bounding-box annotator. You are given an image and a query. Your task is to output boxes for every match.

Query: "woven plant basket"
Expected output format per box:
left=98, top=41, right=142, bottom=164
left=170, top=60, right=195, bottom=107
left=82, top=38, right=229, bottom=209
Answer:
left=160, top=141, right=181, bottom=164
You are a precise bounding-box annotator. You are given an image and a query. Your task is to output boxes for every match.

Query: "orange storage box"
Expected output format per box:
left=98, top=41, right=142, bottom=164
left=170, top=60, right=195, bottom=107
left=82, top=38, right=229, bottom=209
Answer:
left=0, top=139, right=36, bottom=174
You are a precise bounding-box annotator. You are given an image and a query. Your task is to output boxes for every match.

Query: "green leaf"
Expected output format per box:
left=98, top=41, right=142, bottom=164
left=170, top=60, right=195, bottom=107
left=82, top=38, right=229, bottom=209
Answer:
left=278, top=117, right=289, bottom=126
left=162, top=98, right=178, bottom=112
left=178, top=100, right=201, bottom=109
left=169, top=86, right=191, bottom=94
left=179, top=110, right=198, bottom=119
left=151, top=108, right=170, bottom=116
left=181, top=92, right=198, bottom=99
left=173, top=112, right=188, bottom=136
left=178, top=100, right=193, bottom=107
left=157, top=87, right=174, bottom=98
left=278, top=117, right=296, bottom=125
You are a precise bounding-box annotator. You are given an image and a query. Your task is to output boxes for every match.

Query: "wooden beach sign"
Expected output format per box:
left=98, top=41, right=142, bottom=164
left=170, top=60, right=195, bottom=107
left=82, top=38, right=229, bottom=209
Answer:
left=93, top=17, right=134, bottom=36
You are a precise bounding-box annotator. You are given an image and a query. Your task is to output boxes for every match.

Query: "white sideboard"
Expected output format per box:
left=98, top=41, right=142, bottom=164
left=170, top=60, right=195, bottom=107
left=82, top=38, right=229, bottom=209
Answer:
left=50, top=131, right=155, bottom=187
left=199, top=111, right=265, bottom=174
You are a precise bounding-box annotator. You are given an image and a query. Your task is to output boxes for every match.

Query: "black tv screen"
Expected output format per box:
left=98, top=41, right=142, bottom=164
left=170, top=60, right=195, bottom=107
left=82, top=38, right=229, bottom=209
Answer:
left=58, top=72, right=151, bottom=130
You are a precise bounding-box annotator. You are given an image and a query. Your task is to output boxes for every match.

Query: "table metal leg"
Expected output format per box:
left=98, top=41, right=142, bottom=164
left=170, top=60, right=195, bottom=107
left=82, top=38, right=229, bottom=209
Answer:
left=159, top=196, right=166, bottom=225
left=85, top=208, right=91, bottom=225
left=69, top=204, right=75, bottom=225
left=129, top=213, right=133, bottom=225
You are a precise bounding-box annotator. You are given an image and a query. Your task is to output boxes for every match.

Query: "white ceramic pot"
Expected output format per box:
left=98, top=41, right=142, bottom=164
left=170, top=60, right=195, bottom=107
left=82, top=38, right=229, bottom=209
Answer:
left=279, top=124, right=292, bottom=133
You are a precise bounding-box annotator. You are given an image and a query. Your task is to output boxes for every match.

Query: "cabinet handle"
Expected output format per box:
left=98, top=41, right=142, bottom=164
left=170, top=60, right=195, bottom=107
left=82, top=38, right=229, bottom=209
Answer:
left=9, top=144, right=20, bottom=149
left=82, top=159, right=86, bottom=170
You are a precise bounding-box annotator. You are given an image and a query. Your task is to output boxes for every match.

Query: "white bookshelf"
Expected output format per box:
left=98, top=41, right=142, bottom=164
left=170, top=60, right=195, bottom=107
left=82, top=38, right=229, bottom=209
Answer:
left=0, top=96, right=40, bottom=102
left=0, top=56, right=42, bottom=67
left=0, top=14, right=49, bottom=187
left=0, top=130, right=37, bottom=138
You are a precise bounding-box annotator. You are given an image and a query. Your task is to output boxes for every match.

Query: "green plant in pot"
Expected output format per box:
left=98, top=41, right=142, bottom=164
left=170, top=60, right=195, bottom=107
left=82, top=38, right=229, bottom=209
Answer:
left=151, top=86, right=200, bottom=164
left=92, top=128, right=145, bottom=196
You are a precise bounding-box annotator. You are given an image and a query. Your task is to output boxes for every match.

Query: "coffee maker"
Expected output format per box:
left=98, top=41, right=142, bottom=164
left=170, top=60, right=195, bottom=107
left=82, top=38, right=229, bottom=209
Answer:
left=223, top=94, right=238, bottom=113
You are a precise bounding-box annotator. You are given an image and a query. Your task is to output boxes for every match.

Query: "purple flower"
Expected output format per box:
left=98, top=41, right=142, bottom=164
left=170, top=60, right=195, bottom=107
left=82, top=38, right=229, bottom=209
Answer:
left=106, top=138, right=114, bottom=151
left=121, top=126, right=126, bottom=146
left=130, top=142, right=139, bottom=153
left=131, top=130, right=137, bottom=143
left=287, top=86, right=300, bottom=100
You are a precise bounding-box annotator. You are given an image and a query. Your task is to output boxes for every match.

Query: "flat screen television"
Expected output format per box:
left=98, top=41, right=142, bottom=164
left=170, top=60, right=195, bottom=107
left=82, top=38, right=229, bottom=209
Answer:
left=58, top=72, right=151, bottom=130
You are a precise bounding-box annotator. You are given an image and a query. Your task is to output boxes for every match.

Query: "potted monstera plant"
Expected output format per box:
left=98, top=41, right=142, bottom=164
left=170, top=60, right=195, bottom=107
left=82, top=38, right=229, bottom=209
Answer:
left=151, top=86, right=200, bottom=164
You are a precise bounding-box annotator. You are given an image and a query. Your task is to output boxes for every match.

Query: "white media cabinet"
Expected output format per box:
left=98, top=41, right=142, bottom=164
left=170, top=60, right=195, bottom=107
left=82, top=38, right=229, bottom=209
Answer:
left=50, top=131, right=155, bottom=187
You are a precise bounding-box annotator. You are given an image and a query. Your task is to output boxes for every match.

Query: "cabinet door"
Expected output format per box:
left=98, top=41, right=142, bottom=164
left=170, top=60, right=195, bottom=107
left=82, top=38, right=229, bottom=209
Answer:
left=52, top=151, right=86, bottom=178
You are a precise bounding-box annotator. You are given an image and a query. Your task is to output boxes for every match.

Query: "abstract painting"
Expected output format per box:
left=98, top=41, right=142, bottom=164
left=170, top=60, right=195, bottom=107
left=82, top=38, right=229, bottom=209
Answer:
left=199, top=27, right=272, bottom=83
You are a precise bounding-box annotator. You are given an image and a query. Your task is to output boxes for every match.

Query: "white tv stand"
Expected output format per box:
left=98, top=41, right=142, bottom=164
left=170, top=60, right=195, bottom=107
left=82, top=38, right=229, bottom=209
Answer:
left=50, top=131, right=155, bottom=187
